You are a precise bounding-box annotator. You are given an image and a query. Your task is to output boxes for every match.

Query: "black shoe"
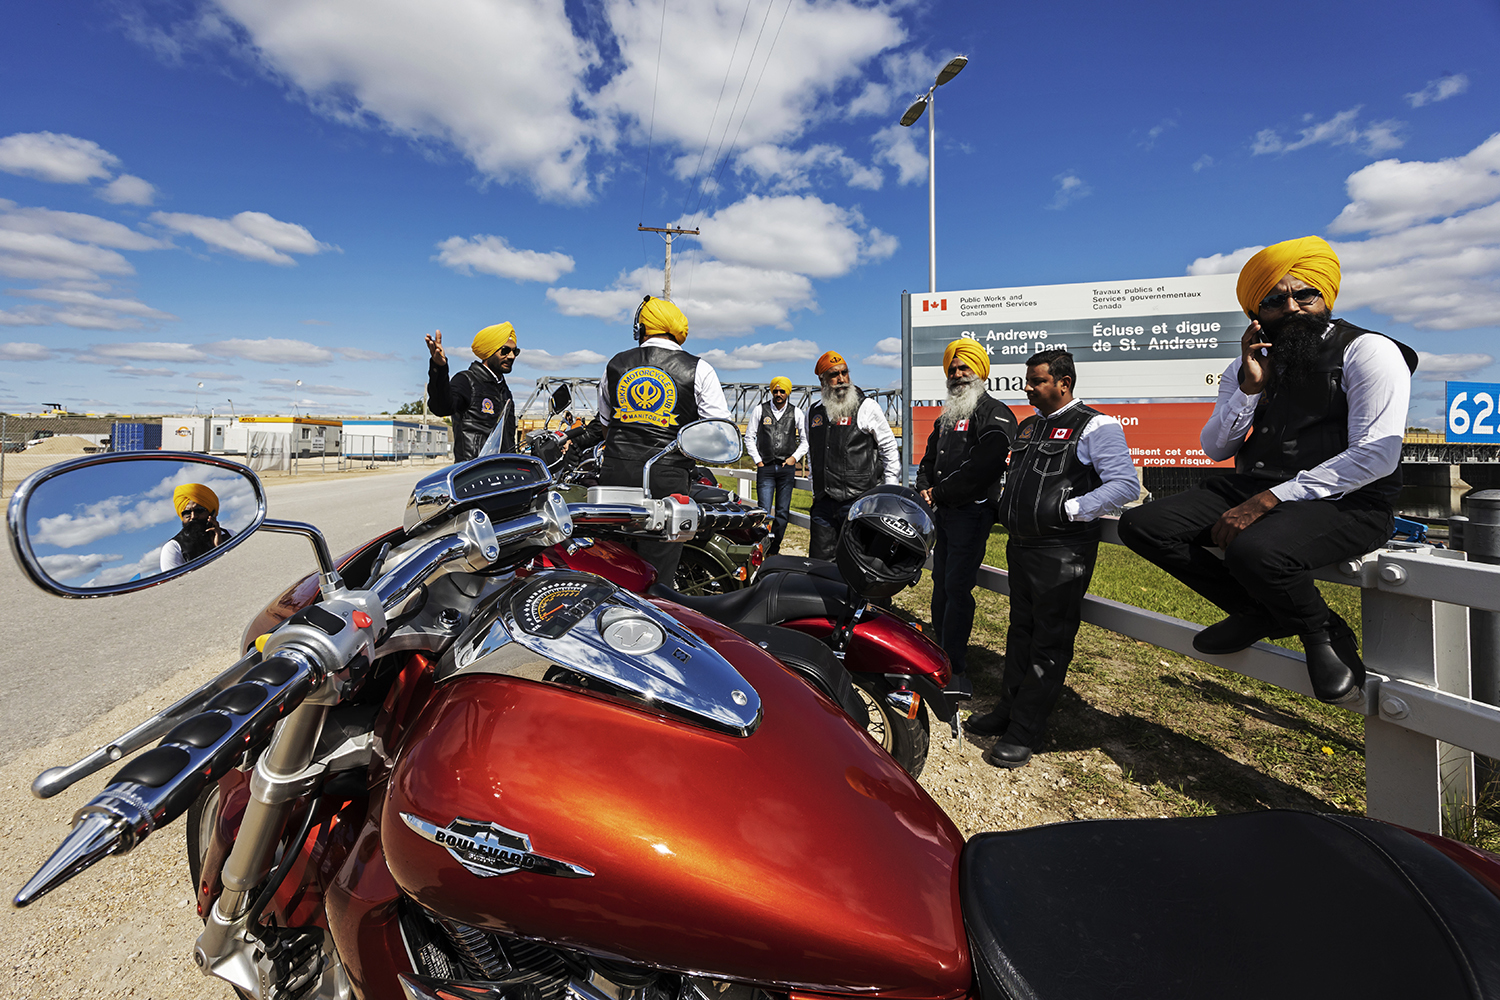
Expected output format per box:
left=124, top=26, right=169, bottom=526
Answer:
left=985, top=739, right=1033, bottom=769
left=1301, top=613, right=1366, bottom=704
left=964, top=708, right=1009, bottom=736
left=1192, top=612, right=1294, bottom=655
left=944, top=673, right=973, bottom=699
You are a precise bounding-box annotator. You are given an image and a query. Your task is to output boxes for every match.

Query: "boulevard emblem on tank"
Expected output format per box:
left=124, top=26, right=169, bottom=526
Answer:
left=400, top=813, right=594, bottom=879
left=616, top=366, right=679, bottom=427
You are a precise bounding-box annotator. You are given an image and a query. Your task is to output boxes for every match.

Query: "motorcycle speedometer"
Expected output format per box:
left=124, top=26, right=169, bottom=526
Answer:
left=511, top=571, right=616, bottom=640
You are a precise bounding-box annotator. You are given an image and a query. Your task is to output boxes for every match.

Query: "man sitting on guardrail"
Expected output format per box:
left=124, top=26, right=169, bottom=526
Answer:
left=1118, top=236, right=1418, bottom=704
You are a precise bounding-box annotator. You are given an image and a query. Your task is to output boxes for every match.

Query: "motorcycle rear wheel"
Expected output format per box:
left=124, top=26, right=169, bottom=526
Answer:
left=672, top=545, right=742, bottom=596
left=851, top=677, right=929, bottom=777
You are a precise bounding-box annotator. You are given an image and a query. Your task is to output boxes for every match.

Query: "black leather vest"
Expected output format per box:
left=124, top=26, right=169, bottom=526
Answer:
left=756, top=402, right=800, bottom=463
left=998, top=402, right=1105, bottom=542
left=1235, top=321, right=1417, bottom=505
left=928, top=393, right=1019, bottom=506
left=808, top=389, right=879, bottom=502
left=600, top=344, right=701, bottom=488
left=453, top=362, right=513, bottom=463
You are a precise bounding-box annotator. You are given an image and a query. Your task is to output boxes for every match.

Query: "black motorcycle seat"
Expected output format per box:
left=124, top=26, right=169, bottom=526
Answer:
left=759, top=554, right=847, bottom=583
left=729, top=623, right=866, bottom=721
left=649, top=571, right=855, bottom=626
left=961, top=810, right=1500, bottom=1000
left=688, top=482, right=736, bottom=505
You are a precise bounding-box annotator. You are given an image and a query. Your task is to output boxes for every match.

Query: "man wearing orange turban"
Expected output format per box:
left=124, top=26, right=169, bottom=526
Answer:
left=425, top=322, right=519, bottom=461
left=805, top=351, right=900, bottom=560
left=161, top=483, right=232, bottom=571
left=596, top=296, right=732, bottom=584
left=1120, top=236, right=1418, bottom=705
left=745, top=375, right=808, bottom=555
left=914, top=338, right=1016, bottom=699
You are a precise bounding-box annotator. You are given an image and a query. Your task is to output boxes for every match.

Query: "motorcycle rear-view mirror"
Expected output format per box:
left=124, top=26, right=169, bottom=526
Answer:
left=676, top=419, right=742, bottom=466
left=7, top=453, right=266, bottom=597
left=550, top=384, right=573, bottom=415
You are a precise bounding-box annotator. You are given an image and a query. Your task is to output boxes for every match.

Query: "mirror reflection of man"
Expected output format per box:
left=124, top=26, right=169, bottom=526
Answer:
left=745, top=376, right=807, bottom=556
left=1120, top=237, right=1417, bottom=705
left=806, top=352, right=900, bottom=561
left=598, top=296, right=732, bottom=585
left=426, top=323, right=519, bottom=462
left=161, top=483, right=232, bottom=570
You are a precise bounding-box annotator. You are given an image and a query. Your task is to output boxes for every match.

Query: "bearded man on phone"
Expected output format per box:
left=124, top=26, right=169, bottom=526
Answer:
left=1119, top=236, right=1418, bottom=704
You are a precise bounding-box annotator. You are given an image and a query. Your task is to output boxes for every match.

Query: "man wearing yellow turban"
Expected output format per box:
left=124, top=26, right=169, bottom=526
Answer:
left=1120, top=236, right=1419, bottom=705
left=161, top=483, right=232, bottom=571
left=914, top=339, right=1017, bottom=699
left=805, top=351, right=900, bottom=561
left=596, top=295, right=732, bottom=584
left=745, top=375, right=808, bottom=555
left=425, top=322, right=519, bottom=462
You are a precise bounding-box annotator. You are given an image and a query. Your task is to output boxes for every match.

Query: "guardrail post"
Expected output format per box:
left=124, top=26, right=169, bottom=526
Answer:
left=1465, top=491, right=1500, bottom=792
left=1362, top=548, right=1472, bottom=833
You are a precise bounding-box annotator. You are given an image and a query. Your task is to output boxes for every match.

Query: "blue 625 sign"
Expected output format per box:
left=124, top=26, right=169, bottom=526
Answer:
left=1447, top=381, right=1500, bottom=443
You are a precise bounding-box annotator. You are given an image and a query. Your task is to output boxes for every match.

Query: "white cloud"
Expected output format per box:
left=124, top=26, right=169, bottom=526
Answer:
left=1187, top=134, right=1500, bottom=333
left=434, top=234, right=575, bottom=283
left=110, top=365, right=178, bottom=378
left=1047, top=173, right=1091, bottom=210
left=0, top=342, right=53, bottom=360
left=1414, top=352, right=1493, bottom=380
left=1139, top=118, right=1176, bottom=150
left=0, top=132, right=119, bottom=184
left=83, top=342, right=210, bottom=362
left=874, top=336, right=901, bottom=353
left=697, top=338, right=819, bottom=371
left=546, top=284, right=644, bottom=322
left=0, top=205, right=164, bottom=251
left=188, top=370, right=242, bottom=380
left=871, top=124, right=926, bottom=185
left=679, top=194, right=896, bottom=279
left=733, top=143, right=883, bottom=192
left=203, top=338, right=335, bottom=364
left=1251, top=107, right=1406, bottom=157
left=1406, top=74, right=1469, bottom=108
left=1328, top=133, right=1500, bottom=235
left=336, top=347, right=399, bottom=361
left=863, top=352, right=901, bottom=368
left=98, top=174, right=157, bottom=206
left=12, top=288, right=175, bottom=321
left=39, top=552, right=124, bottom=580
left=150, top=210, right=331, bottom=265
left=512, top=348, right=608, bottom=373
left=262, top=378, right=370, bottom=396
left=0, top=228, right=136, bottom=282
left=1192, top=154, right=1214, bottom=172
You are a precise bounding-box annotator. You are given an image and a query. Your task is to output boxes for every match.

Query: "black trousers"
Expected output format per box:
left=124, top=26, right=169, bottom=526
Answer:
left=809, top=495, right=854, bottom=562
left=756, top=464, right=795, bottom=554
left=998, top=537, right=1098, bottom=747
left=931, top=503, right=996, bottom=676
left=1116, top=474, right=1393, bottom=635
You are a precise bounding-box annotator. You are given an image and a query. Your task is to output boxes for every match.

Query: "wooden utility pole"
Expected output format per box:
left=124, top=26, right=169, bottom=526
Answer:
left=637, top=225, right=699, bottom=299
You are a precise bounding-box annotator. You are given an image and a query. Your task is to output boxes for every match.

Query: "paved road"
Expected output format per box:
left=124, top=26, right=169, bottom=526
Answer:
left=0, top=468, right=430, bottom=765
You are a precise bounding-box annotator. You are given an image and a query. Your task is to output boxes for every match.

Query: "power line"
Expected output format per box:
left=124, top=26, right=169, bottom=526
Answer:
left=684, top=0, right=778, bottom=220
left=677, top=0, right=758, bottom=219
left=639, top=0, right=669, bottom=268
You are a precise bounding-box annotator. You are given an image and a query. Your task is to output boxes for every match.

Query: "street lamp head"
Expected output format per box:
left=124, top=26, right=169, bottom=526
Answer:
left=899, top=96, right=928, bottom=127
left=935, top=54, right=968, bottom=86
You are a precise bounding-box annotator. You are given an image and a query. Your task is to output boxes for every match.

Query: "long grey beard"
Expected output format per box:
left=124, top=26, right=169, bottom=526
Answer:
left=822, top=384, right=859, bottom=423
left=939, top=376, right=987, bottom=430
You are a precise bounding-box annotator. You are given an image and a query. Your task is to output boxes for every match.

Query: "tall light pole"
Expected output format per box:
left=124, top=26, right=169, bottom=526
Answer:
left=899, top=55, right=968, bottom=294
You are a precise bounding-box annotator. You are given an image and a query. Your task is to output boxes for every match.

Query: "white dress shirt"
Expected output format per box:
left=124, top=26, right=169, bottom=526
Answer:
left=1039, top=399, right=1141, bottom=521
left=597, top=338, right=733, bottom=425
left=1199, top=328, right=1410, bottom=502
left=744, top=402, right=809, bottom=465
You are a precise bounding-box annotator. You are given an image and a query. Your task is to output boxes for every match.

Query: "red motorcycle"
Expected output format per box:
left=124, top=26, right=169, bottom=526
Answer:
left=10, top=421, right=1500, bottom=1000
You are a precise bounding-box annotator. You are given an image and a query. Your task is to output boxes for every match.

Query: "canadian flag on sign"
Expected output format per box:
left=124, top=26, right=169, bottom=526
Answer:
left=921, top=299, right=948, bottom=312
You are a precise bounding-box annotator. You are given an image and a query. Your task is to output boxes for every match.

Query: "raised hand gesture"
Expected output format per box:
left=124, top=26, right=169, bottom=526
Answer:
left=425, top=329, right=447, bottom=367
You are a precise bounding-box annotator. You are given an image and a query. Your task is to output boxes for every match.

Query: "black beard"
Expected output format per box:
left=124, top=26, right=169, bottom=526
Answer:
left=1263, top=312, right=1329, bottom=393
left=177, top=519, right=215, bottom=560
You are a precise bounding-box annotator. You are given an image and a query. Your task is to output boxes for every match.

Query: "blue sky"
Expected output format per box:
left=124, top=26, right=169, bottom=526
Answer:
left=1, top=0, right=1497, bottom=427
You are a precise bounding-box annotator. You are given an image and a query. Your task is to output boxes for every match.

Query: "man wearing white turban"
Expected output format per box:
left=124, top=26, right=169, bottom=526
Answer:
left=1119, top=237, right=1418, bottom=705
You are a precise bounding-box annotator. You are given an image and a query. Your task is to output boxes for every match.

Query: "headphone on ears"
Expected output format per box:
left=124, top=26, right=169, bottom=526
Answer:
left=633, top=295, right=652, bottom=343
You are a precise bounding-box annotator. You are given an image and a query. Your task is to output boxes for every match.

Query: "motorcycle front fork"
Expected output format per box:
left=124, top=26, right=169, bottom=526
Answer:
left=195, top=692, right=337, bottom=998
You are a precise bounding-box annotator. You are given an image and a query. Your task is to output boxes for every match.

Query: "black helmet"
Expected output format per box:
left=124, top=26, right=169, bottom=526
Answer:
left=835, top=485, right=935, bottom=598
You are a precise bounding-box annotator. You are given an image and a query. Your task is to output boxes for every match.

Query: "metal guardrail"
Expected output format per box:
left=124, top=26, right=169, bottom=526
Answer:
left=722, top=467, right=1500, bottom=835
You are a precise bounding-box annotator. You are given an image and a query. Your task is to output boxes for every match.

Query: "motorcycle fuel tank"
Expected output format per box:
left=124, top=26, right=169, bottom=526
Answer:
left=383, top=607, right=968, bottom=998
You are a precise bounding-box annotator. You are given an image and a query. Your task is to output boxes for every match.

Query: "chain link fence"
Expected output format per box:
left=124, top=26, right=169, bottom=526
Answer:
left=0, top=414, right=116, bottom=498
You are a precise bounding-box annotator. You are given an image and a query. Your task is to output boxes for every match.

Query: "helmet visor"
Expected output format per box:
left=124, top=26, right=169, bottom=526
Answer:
left=846, top=492, right=935, bottom=550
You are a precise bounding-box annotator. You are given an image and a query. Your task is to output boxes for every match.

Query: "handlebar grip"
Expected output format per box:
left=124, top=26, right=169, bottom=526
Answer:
left=13, top=653, right=321, bottom=907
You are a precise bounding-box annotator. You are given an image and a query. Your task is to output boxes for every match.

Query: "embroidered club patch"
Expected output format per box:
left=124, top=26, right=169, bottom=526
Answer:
left=616, top=366, right=679, bottom=428
left=1018, top=424, right=1034, bottom=440
left=481, top=398, right=495, bottom=415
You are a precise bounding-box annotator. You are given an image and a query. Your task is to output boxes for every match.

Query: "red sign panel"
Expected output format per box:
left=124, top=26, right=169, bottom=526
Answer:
left=908, top=401, right=1232, bottom=468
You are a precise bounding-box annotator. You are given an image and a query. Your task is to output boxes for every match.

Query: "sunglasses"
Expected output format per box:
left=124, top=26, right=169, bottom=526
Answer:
left=1258, top=287, right=1322, bottom=311
left=495, top=346, right=521, bottom=358
left=181, top=506, right=213, bottom=521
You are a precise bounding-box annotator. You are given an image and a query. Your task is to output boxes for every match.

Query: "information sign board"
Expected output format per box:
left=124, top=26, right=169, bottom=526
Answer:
left=1446, top=381, right=1500, bottom=444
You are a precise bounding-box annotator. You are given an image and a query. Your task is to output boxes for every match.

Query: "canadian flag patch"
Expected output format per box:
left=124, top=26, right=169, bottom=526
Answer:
left=1049, top=427, right=1074, bottom=441
left=837, top=417, right=852, bottom=426
left=954, top=418, right=969, bottom=431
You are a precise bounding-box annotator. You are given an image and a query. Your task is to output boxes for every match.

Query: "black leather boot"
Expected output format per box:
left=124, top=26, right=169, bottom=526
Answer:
left=1192, top=612, right=1295, bottom=655
left=1301, top=612, right=1366, bottom=704
left=985, top=739, right=1033, bottom=769
left=965, top=707, right=1009, bottom=736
